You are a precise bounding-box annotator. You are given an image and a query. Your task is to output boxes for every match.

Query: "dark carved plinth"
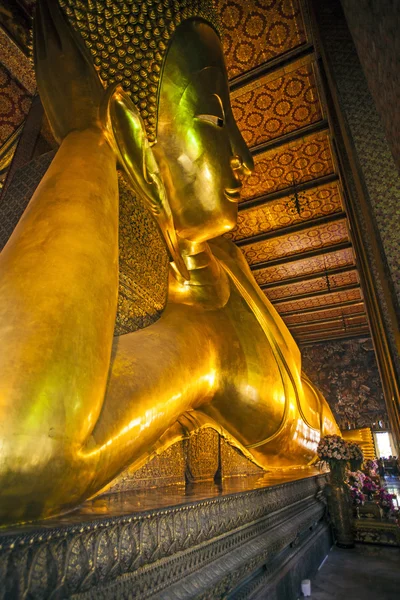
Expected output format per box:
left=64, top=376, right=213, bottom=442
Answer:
left=0, top=474, right=330, bottom=599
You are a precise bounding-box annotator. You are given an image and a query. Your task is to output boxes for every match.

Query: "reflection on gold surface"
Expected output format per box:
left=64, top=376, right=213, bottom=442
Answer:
left=0, top=0, right=339, bottom=525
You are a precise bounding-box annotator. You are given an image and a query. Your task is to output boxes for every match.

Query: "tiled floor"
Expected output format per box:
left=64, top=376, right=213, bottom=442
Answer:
left=308, top=476, right=400, bottom=600
left=308, top=544, right=400, bottom=600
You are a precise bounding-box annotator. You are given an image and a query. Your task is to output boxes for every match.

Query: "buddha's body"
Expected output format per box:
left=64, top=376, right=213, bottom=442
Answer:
left=0, top=1, right=339, bottom=524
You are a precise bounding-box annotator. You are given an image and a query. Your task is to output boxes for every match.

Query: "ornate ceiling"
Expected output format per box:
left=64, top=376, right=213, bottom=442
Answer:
left=0, top=0, right=370, bottom=347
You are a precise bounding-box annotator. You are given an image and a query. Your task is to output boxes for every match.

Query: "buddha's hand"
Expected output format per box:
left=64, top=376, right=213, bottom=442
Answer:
left=34, top=0, right=105, bottom=143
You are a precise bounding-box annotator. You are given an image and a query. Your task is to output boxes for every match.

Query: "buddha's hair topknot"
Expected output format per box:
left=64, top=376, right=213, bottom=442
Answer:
left=59, top=0, right=220, bottom=142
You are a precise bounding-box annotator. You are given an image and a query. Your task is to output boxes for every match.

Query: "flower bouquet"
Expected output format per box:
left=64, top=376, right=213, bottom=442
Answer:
left=364, top=459, right=378, bottom=476
left=346, top=470, right=365, bottom=490
left=318, top=435, right=354, bottom=547
left=348, top=442, right=364, bottom=471
left=362, top=475, right=378, bottom=501
left=350, top=487, right=365, bottom=507
left=376, top=488, right=396, bottom=517
left=317, top=435, right=350, bottom=483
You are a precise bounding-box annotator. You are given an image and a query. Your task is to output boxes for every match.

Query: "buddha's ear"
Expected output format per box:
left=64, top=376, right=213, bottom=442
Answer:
left=101, top=85, right=189, bottom=281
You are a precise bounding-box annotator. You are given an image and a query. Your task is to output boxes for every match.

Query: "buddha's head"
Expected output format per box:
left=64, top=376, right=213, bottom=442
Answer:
left=60, top=0, right=253, bottom=246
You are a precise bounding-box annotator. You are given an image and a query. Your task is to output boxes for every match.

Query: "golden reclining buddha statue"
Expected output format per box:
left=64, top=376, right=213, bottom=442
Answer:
left=0, top=0, right=339, bottom=525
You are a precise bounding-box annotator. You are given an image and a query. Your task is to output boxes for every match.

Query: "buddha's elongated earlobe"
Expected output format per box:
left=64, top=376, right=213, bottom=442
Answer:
left=101, top=85, right=189, bottom=281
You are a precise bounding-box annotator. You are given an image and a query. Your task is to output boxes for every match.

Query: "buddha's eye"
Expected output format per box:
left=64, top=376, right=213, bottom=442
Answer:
left=196, top=114, right=224, bottom=128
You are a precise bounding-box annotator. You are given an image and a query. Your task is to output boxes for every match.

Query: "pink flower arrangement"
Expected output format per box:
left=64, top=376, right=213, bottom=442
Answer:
left=377, top=488, right=396, bottom=512
left=350, top=487, right=365, bottom=505
left=362, top=475, right=378, bottom=496
left=347, top=442, right=364, bottom=461
left=365, top=459, right=378, bottom=474
left=346, top=470, right=365, bottom=490
left=317, top=435, right=350, bottom=462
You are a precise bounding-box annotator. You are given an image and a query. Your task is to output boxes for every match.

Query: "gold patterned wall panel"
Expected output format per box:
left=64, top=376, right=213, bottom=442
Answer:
left=231, top=61, right=322, bottom=148
left=115, top=174, right=169, bottom=336
left=283, top=303, right=366, bottom=325
left=220, top=0, right=307, bottom=80
left=265, top=270, right=358, bottom=301
left=253, top=247, right=355, bottom=286
left=274, top=287, right=362, bottom=314
left=241, top=131, right=334, bottom=201
left=228, top=181, right=342, bottom=242
left=241, top=219, right=349, bottom=266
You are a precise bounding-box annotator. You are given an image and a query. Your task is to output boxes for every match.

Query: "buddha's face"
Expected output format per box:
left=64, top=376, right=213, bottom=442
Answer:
left=152, top=20, right=253, bottom=244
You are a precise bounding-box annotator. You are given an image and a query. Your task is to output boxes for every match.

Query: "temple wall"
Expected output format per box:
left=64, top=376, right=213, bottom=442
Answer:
left=340, top=0, right=400, bottom=171
left=302, top=338, right=388, bottom=431
left=313, top=0, right=400, bottom=313
left=310, top=0, right=400, bottom=442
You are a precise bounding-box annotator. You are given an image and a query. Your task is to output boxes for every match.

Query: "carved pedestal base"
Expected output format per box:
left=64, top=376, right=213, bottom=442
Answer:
left=0, top=475, right=330, bottom=599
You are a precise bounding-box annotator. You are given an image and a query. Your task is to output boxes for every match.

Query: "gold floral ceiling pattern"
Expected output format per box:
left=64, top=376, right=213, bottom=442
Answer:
left=241, top=131, right=334, bottom=201
left=253, top=247, right=355, bottom=285
left=275, top=288, right=362, bottom=314
left=227, top=181, right=342, bottom=242
left=231, top=59, right=322, bottom=147
left=0, top=64, right=31, bottom=146
left=265, top=269, right=358, bottom=302
left=242, top=219, right=349, bottom=266
left=0, top=0, right=369, bottom=344
left=284, top=302, right=366, bottom=325
left=220, top=0, right=307, bottom=79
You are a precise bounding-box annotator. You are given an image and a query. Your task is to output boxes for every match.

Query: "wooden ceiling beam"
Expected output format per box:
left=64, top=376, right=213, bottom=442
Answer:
left=260, top=265, right=356, bottom=289
left=285, top=311, right=366, bottom=329
left=278, top=299, right=364, bottom=317
left=295, top=323, right=369, bottom=339
left=297, top=329, right=371, bottom=346
left=251, top=119, right=329, bottom=156
left=250, top=241, right=353, bottom=271
left=230, top=43, right=314, bottom=92
left=239, top=173, right=339, bottom=212
left=237, top=211, right=346, bottom=248
left=270, top=282, right=359, bottom=304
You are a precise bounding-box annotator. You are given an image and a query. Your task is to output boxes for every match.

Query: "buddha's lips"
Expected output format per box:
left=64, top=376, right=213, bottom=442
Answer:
left=224, top=188, right=241, bottom=202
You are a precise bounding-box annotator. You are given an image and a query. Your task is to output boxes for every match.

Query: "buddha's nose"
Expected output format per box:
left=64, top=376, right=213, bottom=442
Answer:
left=229, top=123, right=254, bottom=176
left=230, top=151, right=253, bottom=178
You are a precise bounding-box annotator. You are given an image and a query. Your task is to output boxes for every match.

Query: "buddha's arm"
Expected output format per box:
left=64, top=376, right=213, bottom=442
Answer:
left=0, top=128, right=119, bottom=452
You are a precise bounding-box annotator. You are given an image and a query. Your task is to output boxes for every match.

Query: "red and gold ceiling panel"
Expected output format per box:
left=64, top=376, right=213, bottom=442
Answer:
left=296, top=325, right=370, bottom=342
left=292, top=314, right=368, bottom=334
left=221, top=0, right=307, bottom=80
left=241, top=219, right=349, bottom=266
left=241, top=131, right=334, bottom=201
left=265, top=269, right=358, bottom=301
left=274, top=287, right=362, bottom=314
left=231, top=59, right=322, bottom=148
left=283, top=303, right=366, bottom=325
left=0, top=63, right=31, bottom=145
left=228, top=181, right=342, bottom=242
left=253, top=247, right=355, bottom=286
